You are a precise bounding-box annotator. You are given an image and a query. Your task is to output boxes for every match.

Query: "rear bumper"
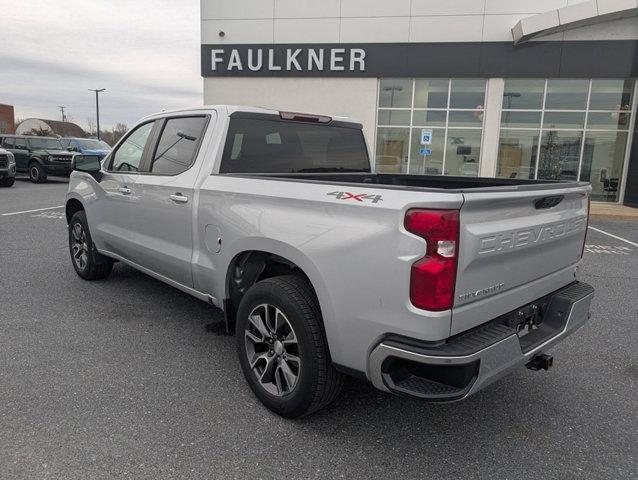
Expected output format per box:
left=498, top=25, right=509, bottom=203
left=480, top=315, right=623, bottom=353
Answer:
left=368, top=282, right=594, bottom=401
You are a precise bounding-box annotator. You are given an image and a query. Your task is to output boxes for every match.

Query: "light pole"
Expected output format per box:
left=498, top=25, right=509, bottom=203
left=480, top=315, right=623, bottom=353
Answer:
left=88, top=88, right=106, bottom=139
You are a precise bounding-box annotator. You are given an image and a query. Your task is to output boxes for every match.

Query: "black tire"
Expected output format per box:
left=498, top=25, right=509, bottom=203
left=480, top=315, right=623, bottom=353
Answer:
left=68, top=210, right=113, bottom=280
left=236, top=275, right=344, bottom=418
left=29, top=162, right=47, bottom=183
left=0, top=177, right=14, bottom=187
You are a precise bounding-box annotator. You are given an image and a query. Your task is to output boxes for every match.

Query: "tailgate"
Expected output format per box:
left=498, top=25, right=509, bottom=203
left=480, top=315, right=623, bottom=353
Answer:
left=452, top=184, right=589, bottom=334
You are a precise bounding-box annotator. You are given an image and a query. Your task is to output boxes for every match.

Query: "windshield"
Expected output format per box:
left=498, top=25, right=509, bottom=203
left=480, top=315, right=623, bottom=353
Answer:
left=77, top=139, right=111, bottom=150
left=28, top=138, right=64, bottom=150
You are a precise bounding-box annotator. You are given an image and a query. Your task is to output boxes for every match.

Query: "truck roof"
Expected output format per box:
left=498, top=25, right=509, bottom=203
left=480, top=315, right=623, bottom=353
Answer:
left=139, top=105, right=355, bottom=124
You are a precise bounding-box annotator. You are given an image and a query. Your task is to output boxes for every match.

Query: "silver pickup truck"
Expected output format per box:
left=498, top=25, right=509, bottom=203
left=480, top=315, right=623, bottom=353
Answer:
left=66, top=106, right=594, bottom=418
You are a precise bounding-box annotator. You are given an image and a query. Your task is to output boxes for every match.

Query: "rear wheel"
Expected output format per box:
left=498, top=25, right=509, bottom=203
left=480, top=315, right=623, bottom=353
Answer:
left=0, top=178, right=14, bottom=187
left=68, top=210, right=113, bottom=280
left=236, top=275, right=344, bottom=418
left=29, top=162, right=47, bottom=183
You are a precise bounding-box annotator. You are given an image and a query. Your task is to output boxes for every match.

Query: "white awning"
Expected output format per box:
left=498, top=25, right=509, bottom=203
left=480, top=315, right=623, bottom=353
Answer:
left=512, top=0, right=638, bottom=43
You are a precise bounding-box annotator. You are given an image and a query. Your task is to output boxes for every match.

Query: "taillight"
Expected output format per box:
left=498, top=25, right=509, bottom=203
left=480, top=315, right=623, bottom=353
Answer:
left=581, top=195, right=591, bottom=258
left=404, top=209, right=460, bottom=311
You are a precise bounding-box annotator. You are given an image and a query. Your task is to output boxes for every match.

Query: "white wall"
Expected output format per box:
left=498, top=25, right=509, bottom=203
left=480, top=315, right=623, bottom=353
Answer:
left=203, top=77, right=378, bottom=147
left=201, top=0, right=636, bottom=45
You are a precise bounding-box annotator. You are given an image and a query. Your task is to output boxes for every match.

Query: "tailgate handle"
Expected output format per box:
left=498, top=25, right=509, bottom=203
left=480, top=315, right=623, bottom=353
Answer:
left=535, top=195, right=564, bottom=209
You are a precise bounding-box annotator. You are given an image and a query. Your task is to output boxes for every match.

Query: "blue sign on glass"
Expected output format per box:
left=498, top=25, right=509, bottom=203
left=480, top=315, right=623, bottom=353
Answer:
left=420, top=129, right=432, bottom=145
left=419, top=148, right=432, bottom=156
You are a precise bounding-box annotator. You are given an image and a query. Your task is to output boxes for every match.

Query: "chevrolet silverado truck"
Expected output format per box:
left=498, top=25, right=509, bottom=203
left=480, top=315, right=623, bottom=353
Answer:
left=0, top=147, right=16, bottom=187
left=65, top=106, right=594, bottom=418
left=0, top=135, right=74, bottom=183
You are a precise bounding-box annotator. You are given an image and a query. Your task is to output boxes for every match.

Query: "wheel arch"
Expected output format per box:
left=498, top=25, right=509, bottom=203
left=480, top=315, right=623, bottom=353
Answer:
left=65, top=198, right=85, bottom=224
left=223, top=248, right=336, bottom=353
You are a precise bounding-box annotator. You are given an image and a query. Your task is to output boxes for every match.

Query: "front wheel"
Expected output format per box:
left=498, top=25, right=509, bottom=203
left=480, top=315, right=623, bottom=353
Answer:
left=236, top=275, right=344, bottom=418
left=0, top=178, right=14, bottom=187
left=29, top=162, right=47, bottom=183
left=68, top=211, right=113, bottom=280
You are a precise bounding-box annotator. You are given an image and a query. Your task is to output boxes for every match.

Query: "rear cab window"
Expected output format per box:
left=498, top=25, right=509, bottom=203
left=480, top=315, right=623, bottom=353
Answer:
left=219, top=114, right=370, bottom=174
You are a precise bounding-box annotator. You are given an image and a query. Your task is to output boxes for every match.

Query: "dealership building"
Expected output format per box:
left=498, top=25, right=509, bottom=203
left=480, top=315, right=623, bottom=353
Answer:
left=201, top=0, right=638, bottom=205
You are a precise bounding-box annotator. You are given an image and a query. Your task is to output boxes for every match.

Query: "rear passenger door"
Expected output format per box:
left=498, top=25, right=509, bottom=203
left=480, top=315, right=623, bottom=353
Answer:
left=128, top=114, right=212, bottom=287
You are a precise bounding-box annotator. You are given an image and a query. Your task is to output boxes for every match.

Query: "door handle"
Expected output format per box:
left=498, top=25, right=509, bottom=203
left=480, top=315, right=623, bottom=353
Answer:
left=169, top=193, right=188, bottom=204
left=119, top=186, right=131, bottom=195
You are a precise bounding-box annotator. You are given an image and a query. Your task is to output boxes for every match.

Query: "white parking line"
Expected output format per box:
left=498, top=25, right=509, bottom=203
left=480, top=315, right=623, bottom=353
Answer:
left=1, top=205, right=65, bottom=217
left=588, top=226, right=638, bottom=247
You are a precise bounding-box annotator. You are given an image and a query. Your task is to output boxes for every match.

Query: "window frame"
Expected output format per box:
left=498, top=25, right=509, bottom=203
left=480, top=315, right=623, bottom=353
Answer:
left=139, top=114, right=210, bottom=176
left=106, top=120, right=159, bottom=174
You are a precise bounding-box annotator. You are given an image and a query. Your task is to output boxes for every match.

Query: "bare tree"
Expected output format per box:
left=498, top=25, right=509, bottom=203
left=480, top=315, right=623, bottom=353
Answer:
left=112, top=123, right=128, bottom=144
left=86, top=117, right=96, bottom=136
left=29, top=126, right=53, bottom=136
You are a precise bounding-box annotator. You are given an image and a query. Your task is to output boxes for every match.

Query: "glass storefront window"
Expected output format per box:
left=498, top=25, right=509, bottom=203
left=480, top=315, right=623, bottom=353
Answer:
left=449, top=79, right=486, bottom=109
left=414, top=79, right=448, bottom=109
left=409, top=128, right=445, bottom=175
left=412, top=110, right=446, bottom=127
left=448, top=110, right=483, bottom=128
left=445, top=129, right=481, bottom=176
left=545, top=79, right=589, bottom=110
left=543, top=112, right=585, bottom=130
left=375, top=78, right=486, bottom=176
left=537, top=130, right=582, bottom=181
left=379, top=79, right=412, bottom=108
left=580, top=131, right=628, bottom=201
left=503, top=79, right=545, bottom=109
left=497, top=130, right=538, bottom=180
left=375, top=127, right=409, bottom=173
left=587, top=112, right=632, bottom=130
left=589, top=79, right=634, bottom=111
left=377, top=110, right=411, bottom=126
left=500, top=111, right=542, bottom=128
left=496, top=78, right=635, bottom=202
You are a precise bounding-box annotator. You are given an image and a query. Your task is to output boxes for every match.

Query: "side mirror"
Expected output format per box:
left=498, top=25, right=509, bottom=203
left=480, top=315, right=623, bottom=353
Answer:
left=72, top=154, right=102, bottom=181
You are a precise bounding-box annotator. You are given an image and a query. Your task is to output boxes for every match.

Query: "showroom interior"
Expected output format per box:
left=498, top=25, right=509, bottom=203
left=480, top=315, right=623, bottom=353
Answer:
left=200, top=0, right=638, bottom=205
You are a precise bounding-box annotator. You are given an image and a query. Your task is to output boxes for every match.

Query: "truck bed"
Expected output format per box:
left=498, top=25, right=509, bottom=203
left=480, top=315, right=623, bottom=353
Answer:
left=235, top=172, right=583, bottom=192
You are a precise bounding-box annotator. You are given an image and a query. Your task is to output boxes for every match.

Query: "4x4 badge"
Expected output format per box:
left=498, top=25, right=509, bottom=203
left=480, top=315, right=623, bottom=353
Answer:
left=327, top=191, right=383, bottom=203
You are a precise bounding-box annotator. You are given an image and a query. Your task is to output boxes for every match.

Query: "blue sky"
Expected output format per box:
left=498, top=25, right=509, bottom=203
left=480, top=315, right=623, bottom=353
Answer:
left=0, top=0, right=202, bottom=130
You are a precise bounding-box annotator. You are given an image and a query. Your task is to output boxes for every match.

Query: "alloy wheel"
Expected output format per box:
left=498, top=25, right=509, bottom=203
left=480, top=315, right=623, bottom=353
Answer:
left=244, top=303, right=300, bottom=396
left=30, top=166, right=39, bottom=182
left=71, top=222, right=89, bottom=271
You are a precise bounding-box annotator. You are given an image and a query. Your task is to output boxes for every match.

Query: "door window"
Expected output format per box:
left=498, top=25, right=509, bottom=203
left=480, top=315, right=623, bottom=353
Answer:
left=2, top=137, right=14, bottom=148
left=14, top=138, right=27, bottom=150
left=109, top=122, right=154, bottom=172
left=150, top=117, right=207, bottom=175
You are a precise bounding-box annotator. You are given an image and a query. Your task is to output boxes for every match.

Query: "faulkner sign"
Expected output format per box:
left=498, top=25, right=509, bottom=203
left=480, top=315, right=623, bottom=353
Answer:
left=202, top=45, right=368, bottom=76
left=201, top=41, right=638, bottom=78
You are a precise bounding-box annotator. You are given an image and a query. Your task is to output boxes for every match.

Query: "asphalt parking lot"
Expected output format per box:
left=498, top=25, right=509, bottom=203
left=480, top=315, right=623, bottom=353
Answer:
left=1, top=178, right=636, bottom=480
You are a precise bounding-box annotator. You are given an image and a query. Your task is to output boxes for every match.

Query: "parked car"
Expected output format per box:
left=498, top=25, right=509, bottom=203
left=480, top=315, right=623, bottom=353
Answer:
left=0, top=147, right=16, bottom=187
left=0, top=135, right=74, bottom=183
left=66, top=106, right=594, bottom=418
left=60, top=137, right=111, bottom=159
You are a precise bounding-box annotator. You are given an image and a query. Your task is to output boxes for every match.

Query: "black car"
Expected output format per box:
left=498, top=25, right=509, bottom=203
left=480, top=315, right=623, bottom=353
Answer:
left=0, top=147, right=16, bottom=187
left=0, top=135, right=74, bottom=183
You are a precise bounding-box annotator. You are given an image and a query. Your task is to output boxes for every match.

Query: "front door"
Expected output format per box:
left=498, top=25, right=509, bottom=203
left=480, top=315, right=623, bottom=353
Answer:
left=4, top=138, right=29, bottom=171
left=89, top=121, right=157, bottom=259
left=128, top=115, right=211, bottom=287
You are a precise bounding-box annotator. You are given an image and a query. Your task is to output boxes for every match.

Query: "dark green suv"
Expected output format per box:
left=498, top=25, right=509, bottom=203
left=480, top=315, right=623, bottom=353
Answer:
left=0, top=135, right=74, bottom=183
